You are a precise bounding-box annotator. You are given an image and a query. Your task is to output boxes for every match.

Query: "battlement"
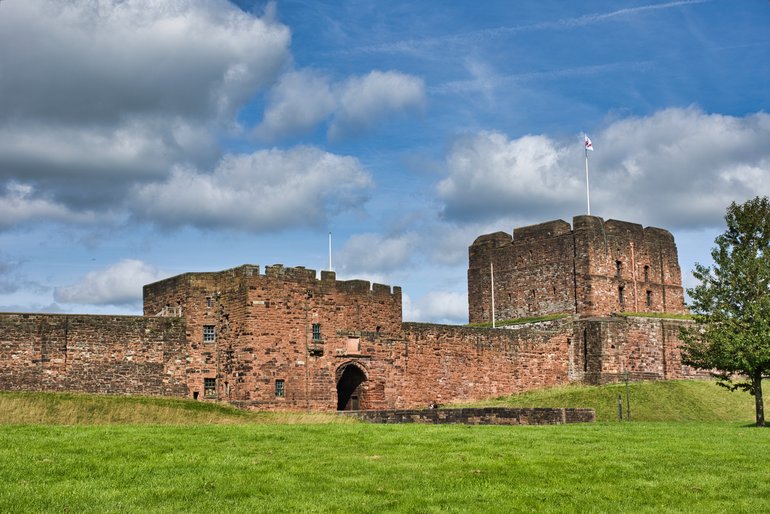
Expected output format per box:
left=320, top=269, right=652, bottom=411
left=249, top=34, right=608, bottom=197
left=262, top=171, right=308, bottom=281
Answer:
left=145, top=264, right=400, bottom=298
left=513, top=219, right=572, bottom=241
left=468, top=215, right=686, bottom=323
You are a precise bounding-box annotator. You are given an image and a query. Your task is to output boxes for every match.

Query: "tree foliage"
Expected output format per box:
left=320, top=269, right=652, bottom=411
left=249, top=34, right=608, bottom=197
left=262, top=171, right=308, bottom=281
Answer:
left=681, top=196, right=770, bottom=427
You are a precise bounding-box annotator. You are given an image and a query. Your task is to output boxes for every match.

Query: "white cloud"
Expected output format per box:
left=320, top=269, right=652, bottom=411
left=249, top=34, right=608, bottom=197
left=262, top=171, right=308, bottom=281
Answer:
left=337, top=232, right=418, bottom=275
left=437, top=108, right=770, bottom=230
left=0, top=183, right=99, bottom=229
left=329, top=70, right=425, bottom=139
left=131, top=147, right=373, bottom=231
left=254, top=69, right=337, bottom=142
left=403, top=291, right=467, bottom=324
left=54, top=259, right=168, bottom=307
left=256, top=69, right=425, bottom=141
left=437, top=131, right=583, bottom=222
left=0, top=0, right=290, bottom=226
left=0, top=0, right=289, bottom=124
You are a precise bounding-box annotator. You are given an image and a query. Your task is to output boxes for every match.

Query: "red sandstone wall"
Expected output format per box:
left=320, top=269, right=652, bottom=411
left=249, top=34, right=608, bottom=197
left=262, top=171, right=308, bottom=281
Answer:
left=396, top=320, right=572, bottom=407
left=143, top=264, right=402, bottom=409
left=469, top=216, right=687, bottom=323
left=468, top=221, right=577, bottom=323
left=0, top=313, right=188, bottom=396
left=577, top=316, right=705, bottom=384
left=574, top=217, right=686, bottom=316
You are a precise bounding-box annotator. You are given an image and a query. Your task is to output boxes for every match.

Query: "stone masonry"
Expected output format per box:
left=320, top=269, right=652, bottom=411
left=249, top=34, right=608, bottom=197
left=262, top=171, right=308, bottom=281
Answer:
left=0, top=215, right=703, bottom=410
left=468, top=215, right=686, bottom=323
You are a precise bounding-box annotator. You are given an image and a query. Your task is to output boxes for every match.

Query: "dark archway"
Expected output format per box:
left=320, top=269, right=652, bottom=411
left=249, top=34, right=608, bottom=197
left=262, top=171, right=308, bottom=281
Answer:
left=336, top=363, right=367, bottom=411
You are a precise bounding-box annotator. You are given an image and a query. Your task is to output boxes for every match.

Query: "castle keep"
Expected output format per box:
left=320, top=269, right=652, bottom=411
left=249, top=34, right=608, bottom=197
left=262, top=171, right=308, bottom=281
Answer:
left=0, top=216, right=703, bottom=410
left=468, top=215, right=686, bottom=322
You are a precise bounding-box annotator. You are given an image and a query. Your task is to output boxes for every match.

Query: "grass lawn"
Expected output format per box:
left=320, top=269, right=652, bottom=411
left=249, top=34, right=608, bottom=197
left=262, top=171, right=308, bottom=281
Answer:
left=1, top=421, right=768, bottom=513
left=468, top=379, right=758, bottom=422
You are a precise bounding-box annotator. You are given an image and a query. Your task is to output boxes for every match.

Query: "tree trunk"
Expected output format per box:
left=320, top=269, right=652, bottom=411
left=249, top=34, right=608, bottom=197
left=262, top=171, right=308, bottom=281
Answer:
left=753, top=372, right=765, bottom=427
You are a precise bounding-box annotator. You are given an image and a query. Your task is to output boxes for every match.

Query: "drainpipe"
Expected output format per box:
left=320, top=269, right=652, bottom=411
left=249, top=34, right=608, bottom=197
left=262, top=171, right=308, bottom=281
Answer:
left=304, top=299, right=310, bottom=411
left=490, top=261, right=496, bottom=328
left=630, top=241, right=638, bottom=312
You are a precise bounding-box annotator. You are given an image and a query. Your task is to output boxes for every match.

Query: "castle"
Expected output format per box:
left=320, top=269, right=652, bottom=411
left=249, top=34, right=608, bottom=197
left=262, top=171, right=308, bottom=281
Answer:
left=0, top=215, right=703, bottom=411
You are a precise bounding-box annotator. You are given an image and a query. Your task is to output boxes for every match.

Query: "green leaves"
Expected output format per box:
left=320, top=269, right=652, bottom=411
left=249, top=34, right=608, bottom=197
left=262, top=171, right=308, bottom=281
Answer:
left=681, top=196, right=770, bottom=426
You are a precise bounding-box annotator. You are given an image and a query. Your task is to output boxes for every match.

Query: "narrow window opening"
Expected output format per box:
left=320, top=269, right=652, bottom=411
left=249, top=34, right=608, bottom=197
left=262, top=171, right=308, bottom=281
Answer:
left=275, top=379, right=285, bottom=398
left=646, top=290, right=652, bottom=308
left=312, top=323, right=322, bottom=341
left=615, top=260, right=622, bottom=278
left=203, top=325, right=216, bottom=343
left=206, top=297, right=213, bottom=308
left=643, top=265, right=650, bottom=282
left=618, top=285, right=625, bottom=307
left=204, top=378, right=216, bottom=398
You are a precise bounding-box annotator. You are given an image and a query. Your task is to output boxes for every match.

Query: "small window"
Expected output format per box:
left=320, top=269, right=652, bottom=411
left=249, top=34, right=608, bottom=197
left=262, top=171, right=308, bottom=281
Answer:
left=312, top=323, right=321, bottom=341
left=644, top=265, right=650, bottom=282
left=204, top=378, right=216, bottom=398
left=615, top=260, right=622, bottom=278
left=206, top=297, right=213, bottom=308
left=646, top=290, right=652, bottom=308
left=203, top=325, right=216, bottom=343
left=275, top=379, right=285, bottom=398
left=618, top=286, right=625, bottom=306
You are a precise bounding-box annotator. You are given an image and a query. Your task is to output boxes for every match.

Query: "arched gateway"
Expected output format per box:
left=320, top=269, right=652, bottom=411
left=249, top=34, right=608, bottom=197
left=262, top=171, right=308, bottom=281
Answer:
left=336, top=361, right=367, bottom=411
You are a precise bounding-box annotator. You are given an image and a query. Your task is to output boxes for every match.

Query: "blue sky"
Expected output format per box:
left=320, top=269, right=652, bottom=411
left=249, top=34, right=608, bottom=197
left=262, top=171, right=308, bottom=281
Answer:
left=1, top=0, right=769, bottom=323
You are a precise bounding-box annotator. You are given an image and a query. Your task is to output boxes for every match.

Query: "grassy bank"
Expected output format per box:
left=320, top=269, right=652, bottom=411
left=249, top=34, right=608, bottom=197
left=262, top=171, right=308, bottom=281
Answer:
left=0, top=391, right=349, bottom=425
left=0, top=422, right=767, bottom=512
left=467, top=379, right=756, bottom=422
left=0, top=380, right=756, bottom=425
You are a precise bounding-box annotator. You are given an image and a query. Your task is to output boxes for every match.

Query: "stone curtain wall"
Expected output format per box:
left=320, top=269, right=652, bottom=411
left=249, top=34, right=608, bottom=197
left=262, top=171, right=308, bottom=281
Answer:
left=468, top=216, right=687, bottom=324
left=577, top=316, right=706, bottom=384
left=394, top=320, right=572, bottom=408
left=0, top=313, right=188, bottom=396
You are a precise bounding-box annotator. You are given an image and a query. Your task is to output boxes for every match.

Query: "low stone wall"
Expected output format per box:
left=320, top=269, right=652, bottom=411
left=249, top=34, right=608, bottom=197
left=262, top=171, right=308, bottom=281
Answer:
left=343, top=407, right=595, bottom=425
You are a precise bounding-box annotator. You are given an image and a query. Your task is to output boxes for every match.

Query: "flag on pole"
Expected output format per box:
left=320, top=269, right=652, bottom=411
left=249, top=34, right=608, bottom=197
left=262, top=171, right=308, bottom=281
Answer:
left=584, top=135, right=594, bottom=151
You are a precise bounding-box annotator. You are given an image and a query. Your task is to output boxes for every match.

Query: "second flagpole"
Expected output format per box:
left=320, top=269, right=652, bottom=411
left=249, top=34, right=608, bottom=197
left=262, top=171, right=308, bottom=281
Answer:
left=584, top=134, right=593, bottom=215
left=585, top=148, right=590, bottom=215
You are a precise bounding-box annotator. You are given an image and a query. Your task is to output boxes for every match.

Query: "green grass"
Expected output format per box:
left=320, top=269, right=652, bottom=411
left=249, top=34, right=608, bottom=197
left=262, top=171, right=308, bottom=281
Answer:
left=0, top=422, right=768, bottom=512
left=466, top=379, right=757, bottom=422
left=0, top=391, right=351, bottom=425
left=0, top=385, right=766, bottom=511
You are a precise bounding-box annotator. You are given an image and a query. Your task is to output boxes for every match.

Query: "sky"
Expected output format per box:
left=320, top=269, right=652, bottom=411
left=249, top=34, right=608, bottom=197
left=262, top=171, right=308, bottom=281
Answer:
left=1, top=0, right=769, bottom=324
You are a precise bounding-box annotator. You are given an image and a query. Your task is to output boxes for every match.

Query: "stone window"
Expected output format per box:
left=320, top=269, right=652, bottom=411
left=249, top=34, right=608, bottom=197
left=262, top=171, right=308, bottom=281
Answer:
left=312, top=323, right=322, bottom=341
left=643, top=265, right=650, bottom=282
left=275, top=379, right=285, bottom=398
left=618, top=285, right=625, bottom=306
left=203, top=325, right=216, bottom=343
left=646, top=290, right=652, bottom=308
left=204, top=378, right=216, bottom=398
left=206, top=296, right=213, bottom=308
left=615, top=260, right=622, bottom=278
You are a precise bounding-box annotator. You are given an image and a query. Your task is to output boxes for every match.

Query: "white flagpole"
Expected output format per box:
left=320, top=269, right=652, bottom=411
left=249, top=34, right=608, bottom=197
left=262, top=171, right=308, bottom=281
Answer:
left=328, top=232, right=332, bottom=271
left=585, top=148, right=591, bottom=215
left=584, top=135, right=592, bottom=215
left=490, top=261, right=496, bottom=328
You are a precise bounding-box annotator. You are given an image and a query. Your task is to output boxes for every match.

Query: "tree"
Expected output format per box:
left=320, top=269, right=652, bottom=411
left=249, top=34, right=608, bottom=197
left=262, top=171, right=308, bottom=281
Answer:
left=681, top=196, right=770, bottom=427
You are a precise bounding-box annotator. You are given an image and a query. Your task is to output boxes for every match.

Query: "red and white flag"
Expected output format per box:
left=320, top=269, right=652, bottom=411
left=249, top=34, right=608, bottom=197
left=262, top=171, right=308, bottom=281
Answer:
left=584, top=135, right=593, bottom=151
